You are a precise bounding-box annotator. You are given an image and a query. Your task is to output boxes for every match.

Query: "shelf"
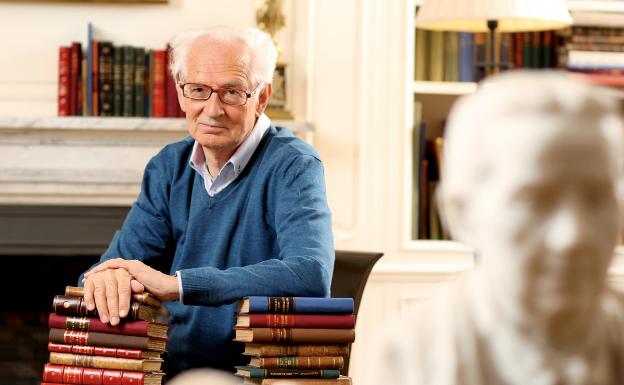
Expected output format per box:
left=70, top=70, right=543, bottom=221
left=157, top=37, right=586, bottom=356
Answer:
left=0, top=116, right=314, bottom=133
left=567, top=0, right=624, bottom=12
left=413, top=81, right=478, bottom=95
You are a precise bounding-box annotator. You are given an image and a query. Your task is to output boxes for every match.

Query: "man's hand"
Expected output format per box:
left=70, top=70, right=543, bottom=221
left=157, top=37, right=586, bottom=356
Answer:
left=84, top=258, right=180, bottom=303
left=83, top=268, right=144, bottom=326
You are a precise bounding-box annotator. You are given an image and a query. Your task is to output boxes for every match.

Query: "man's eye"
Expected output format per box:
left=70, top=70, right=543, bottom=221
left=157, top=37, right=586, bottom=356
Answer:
left=191, top=86, right=204, bottom=93
left=224, top=88, right=241, bottom=96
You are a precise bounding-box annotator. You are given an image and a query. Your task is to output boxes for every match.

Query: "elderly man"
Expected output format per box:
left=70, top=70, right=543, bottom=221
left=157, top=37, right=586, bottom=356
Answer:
left=79, top=26, right=334, bottom=377
left=366, top=72, right=624, bottom=385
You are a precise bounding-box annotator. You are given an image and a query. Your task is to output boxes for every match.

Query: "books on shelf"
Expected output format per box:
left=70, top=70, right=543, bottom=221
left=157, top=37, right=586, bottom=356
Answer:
left=248, top=356, right=344, bottom=369
left=242, top=377, right=352, bottom=385
left=57, top=23, right=184, bottom=118
left=42, top=285, right=168, bottom=384
left=239, top=297, right=354, bottom=314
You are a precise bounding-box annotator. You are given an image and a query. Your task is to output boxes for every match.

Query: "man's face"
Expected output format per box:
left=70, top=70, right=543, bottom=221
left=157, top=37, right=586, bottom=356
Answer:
left=467, top=128, right=619, bottom=319
left=177, top=38, right=270, bottom=157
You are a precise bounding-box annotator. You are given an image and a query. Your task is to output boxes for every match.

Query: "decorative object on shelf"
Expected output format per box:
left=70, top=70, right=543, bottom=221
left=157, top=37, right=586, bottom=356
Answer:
left=255, top=0, right=294, bottom=120
left=415, top=0, right=572, bottom=77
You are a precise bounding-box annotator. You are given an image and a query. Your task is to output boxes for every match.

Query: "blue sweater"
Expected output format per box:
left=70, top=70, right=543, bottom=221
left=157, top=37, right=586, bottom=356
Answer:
left=82, top=126, right=334, bottom=376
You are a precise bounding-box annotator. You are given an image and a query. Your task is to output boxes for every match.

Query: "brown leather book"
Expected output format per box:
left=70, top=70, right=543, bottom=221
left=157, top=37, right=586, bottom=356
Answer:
left=235, top=328, right=355, bottom=344
left=249, top=356, right=344, bottom=369
left=243, top=344, right=349, bottom=357
left=52, top=295, right=157, bottom=322
left=49, top=328, right=166, bottom=352
left=48, top=342, right=161, bottom=359
left=64, top=286, right=162, bottom=309
left=49, top=352, right=162, bottom=372
left=48, top=313, right=168, bottom=339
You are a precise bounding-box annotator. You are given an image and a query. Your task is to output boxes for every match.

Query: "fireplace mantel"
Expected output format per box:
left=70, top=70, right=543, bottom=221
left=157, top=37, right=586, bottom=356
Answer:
left=0, top=116, right=312, bottom=206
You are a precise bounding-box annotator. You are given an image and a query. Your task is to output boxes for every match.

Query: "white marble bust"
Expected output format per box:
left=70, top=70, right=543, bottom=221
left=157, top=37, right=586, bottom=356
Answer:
left=365, top=71, right=624, bottom=385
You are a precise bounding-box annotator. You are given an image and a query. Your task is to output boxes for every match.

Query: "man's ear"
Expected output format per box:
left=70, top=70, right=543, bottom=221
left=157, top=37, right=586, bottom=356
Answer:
left=176, top=82, right=187, bottom=113
left=256, top=83, right=272, bottom=117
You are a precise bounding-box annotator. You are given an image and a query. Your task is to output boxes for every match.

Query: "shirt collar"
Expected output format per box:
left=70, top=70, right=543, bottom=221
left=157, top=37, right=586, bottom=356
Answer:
left=188, top=113, right=271, bottom=178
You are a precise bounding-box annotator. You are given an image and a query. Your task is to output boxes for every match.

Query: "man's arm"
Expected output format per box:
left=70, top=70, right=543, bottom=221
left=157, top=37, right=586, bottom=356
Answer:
left=80, top=156, right=174, bottom=325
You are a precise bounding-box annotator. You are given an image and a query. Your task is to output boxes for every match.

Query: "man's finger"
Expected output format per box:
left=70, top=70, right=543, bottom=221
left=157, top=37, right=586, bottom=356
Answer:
left=114, top=269, right=132, bottom=319
left=104, top=269, right=120, bottom=326
left=131, top=279, right=145, bottom=293
left=91, top=273, right=110, bottom=324
left=83, top=277, right=96, bottom=311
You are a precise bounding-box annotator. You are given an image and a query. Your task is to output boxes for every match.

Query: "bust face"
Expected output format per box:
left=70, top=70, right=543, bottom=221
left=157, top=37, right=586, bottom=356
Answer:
left=466, top=125, right=619, bottom=322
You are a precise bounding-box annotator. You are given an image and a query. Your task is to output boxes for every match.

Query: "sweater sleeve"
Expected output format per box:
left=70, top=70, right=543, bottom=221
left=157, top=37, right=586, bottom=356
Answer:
left=179, top=154, right=335, bottom=305
left=78, top=155, right=174, bottom=285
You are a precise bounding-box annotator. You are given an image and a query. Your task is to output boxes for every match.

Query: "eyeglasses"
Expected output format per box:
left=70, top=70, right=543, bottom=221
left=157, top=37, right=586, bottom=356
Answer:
left=179, top=82, right=262, bottom=106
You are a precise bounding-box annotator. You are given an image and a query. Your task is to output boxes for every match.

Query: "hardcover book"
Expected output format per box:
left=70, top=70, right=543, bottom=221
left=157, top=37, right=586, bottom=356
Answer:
left=52, top=295, right=157, bottom=322
left=49, top=352, right=162, bottom=372
left=236, top=314, right=355, bottom=329
left=235, top=328, right=355, bottom=344
left=49, top=328, right=167, bottom=352
left=242, top=377, right=352, bottom=385
left=243, top=344, right=349, bottom=357
left=236, top=366, right=340, bottom=379
left=65, top=286, right=162, bottom=309
left=48, top=342, right=162, bottom=359
left=248, top=356, right=344, bottom=370
left=48, top=313, right=168, bottom=339
left=42, top=363, right=164, bottom=385
left=239, top=297, right=354, bottom=314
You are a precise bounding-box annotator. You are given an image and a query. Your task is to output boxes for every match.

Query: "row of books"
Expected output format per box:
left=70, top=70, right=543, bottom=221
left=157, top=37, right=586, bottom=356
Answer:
left=234, top=296, right=356, bottom=385
left=58, top=24, right=183, bottom=118
left=41, top=286, right=169, bottom=385
left=414, top=30, right=561, bottom=83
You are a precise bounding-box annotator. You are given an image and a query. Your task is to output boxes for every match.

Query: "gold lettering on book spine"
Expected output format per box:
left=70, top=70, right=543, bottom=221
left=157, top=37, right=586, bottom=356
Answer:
left=277, top=356, right=297, bottom=368
left=271, top=328, right=293, bottom=342
left=268, top=297, right=294, bottom=313
left=268, top=314, right=292, bottom=327
left=64, top=330, right=89, bottom=345
left=65, top=316, right=90, bottom=331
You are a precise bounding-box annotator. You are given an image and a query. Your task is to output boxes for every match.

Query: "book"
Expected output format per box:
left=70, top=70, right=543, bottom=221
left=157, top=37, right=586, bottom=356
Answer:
left=243, top=377, right=352, bottom=385
left=235, top=328, right=355, bottom=344
left=49, top=328, right=167, bottom=352
left=243, top=344, right=349, bottom=357
left=49, top=352, right=162, bottom=372
left=236, top=366, right=340, bottom=379
left=134, top=47, right=146, bottom=117
left=239, top=297, right=354, bottom=314
left=65, top=286, right=162, bottom=309
left=248, top=356, right=344, bottom=369
left=152, top=50, right=166, bottom=117
left=69, top=42, right=82, bottom=116
left=98, top=41, right=114, bottom=116
left=58, top=46, right=71, bottom=116
left=52, top=295, right=158, bottom=322
left=112, top=46, right=123, bottom=116
left=236, top=314, right=355, bottom=329
left=48, top=314, right=168, bottom=338
left=48, top=342, right=162, bottom=359
left=42, top=363, right=164, bottom=385
left=122, top=45, right=135, bottom=117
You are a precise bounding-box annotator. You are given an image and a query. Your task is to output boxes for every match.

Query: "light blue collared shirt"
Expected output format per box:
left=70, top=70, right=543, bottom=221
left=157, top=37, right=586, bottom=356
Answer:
left=188, top=113, right=271, bottom=197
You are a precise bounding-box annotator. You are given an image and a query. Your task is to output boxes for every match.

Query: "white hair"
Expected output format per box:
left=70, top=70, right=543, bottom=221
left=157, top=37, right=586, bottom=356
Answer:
left=169, top=26, right=277, bottom=86
left=439, top=70, right=624, bottom=243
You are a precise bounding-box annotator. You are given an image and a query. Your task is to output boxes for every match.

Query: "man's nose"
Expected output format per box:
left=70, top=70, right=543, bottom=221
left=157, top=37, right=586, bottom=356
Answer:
left=201, top=92, right=225, bottom=117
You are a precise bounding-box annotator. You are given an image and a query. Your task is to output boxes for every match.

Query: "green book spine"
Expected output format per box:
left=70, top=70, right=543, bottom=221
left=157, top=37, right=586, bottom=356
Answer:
left=122, top=46, right=135, bottom=117
left=98, top=41, right=114, bottom=116
left=134, top=47, right=146, bottom=117
left=236, top=366, right=340, bottom=379
left=414, top=29, right=429, bottom=81
left=112, top=46, right=123, bottom=116
left=522, top=32, right=532, bottom=68
left=443, top=32, right=459, bottom=82
left=429, top=31, right=444, bottom=81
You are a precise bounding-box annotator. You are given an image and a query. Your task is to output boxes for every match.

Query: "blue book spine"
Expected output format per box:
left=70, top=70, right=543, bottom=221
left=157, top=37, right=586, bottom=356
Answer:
left=246, top=296, right=354, bottom=314
left=459, top=32, right=474, bottom=82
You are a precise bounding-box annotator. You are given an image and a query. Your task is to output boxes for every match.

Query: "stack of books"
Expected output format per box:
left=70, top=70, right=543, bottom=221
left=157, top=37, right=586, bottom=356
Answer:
left=41, top=286, right=168, bottom=385
left=234, top=296, right=355, bottom=385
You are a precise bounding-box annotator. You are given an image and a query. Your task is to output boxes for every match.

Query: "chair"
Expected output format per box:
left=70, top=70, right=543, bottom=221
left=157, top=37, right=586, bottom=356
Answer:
left=331, top=250, right=383, bottom=376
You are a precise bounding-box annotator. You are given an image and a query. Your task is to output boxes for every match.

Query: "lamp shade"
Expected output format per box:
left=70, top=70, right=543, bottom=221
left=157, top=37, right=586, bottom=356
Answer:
left=415, top=0, right=572, bottom=32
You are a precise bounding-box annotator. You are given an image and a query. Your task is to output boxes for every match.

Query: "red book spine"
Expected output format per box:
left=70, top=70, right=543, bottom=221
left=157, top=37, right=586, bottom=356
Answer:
left=48, top=313, right=150, bottom=337
left=48, top=342, right=144, bottom=359
left=246, top=314, right=356, bottom=329
left=514, top=33, right=523, bottom=69
left=69, top=43, right=82, bottom=116
left=152, top=50, right=166, bottom=117
left=165, top=45, right=178, bottom=117
left=43, top=364, right=145, bottom=385
left=58, top=46, right=71, bottom=116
